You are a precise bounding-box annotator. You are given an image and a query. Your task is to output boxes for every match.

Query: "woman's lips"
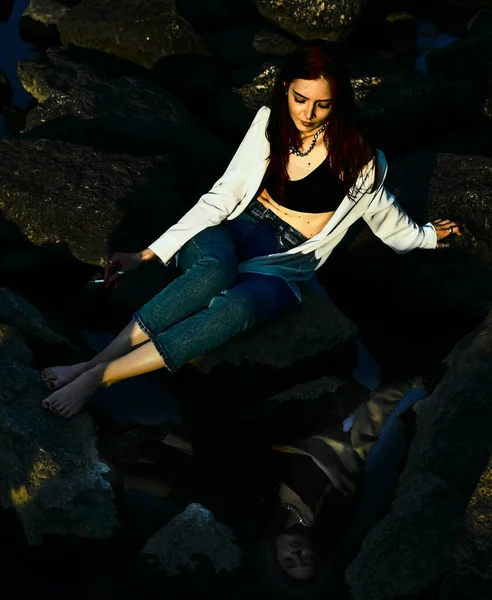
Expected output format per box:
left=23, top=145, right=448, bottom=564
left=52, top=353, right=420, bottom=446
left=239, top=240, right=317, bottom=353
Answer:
left=301, top=120, right=315, bottom=127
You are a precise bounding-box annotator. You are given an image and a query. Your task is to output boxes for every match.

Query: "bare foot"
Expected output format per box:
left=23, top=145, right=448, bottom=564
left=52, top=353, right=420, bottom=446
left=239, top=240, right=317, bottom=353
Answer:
left=42, top=365, right=104, bottom=418
left=41, top=361, right=92, bottom=391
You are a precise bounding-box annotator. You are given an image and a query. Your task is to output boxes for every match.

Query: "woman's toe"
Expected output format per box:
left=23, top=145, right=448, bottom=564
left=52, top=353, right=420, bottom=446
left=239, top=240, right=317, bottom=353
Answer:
left=43, top=368, right=55, bottom=381
left=46, top=381, right=56, bottom=390
left=42, top=398, right=51, bottom=410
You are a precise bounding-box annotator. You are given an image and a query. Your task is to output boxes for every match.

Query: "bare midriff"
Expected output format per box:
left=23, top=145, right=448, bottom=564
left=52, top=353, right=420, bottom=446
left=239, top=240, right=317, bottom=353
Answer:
left=256, top=188, right=335, bottom=239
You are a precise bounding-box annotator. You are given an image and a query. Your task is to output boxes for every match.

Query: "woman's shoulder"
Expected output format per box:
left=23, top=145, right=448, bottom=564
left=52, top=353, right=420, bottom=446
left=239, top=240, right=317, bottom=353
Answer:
left=356, top=148, right=388, bottom=193
left=252, top=105, right=271, bottom=124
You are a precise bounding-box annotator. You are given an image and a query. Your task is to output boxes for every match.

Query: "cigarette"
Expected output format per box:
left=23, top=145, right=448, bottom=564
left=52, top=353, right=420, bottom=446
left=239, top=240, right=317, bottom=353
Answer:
left=90, top=271, right=124, bottom=283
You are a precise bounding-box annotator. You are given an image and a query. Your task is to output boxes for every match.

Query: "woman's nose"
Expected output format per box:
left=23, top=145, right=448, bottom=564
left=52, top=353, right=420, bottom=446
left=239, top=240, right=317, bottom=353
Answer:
left=305, top=105, right=316, bottom=120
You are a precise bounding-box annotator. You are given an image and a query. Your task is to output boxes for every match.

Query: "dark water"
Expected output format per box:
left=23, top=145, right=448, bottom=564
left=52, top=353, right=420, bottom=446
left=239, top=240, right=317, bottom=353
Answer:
left=0, top=0, right=37, bottom=137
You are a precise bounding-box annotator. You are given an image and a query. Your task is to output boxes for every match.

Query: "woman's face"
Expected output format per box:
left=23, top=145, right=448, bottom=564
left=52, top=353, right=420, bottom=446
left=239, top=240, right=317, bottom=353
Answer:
left=286, top=77, right=334, bottom=135
left=275, top=532, right=317, bottom=580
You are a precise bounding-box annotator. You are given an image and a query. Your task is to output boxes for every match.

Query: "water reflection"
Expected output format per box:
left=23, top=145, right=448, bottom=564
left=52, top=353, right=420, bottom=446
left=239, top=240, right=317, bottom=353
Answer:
left=0, top=0, right=38, bottom=136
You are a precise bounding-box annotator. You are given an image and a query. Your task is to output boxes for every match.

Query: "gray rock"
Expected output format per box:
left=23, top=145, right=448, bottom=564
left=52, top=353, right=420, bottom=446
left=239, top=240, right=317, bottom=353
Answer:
left=0, top=289, right=119, bottom=544
left=427, top=154, right=492, bottom=262
left=22, top=0, right=72, bottom=25
left=18, top=48, right=233, bottom=182
left=255, top=0, right=368, bottom=41
left=57, top=0, right=208, bottom=69
left=195, top=283, right=358, bottom=374
left=139, top=502, right=242, bottom=575
left=0, top=287, right=82, bottom=350
left=346, top=310, right=492, bottom=600
left=0, top=138, right=185, bottom=266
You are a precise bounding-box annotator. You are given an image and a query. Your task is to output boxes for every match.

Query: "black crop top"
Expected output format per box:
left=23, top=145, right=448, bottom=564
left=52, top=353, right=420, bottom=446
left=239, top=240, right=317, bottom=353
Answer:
left=264, top=159, right=345, bottom=214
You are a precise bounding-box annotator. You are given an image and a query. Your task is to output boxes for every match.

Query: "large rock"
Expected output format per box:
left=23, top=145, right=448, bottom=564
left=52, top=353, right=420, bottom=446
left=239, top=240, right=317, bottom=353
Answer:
left=187, top=283, right=359, bottom=402
left=255, top=0, right=368, bottom=41
left=57, top=0, right=208, bottom=68
left=439, top=458, right=492, bottom=600
left=345, top=309, right=492, bottom=599
left=18, top=48, right=232, bottom=190
left=0, top=288, right=119, bottom=544
left=0, top=138, right=185, bottom=266
left=139, top=503, right=242, bottom=575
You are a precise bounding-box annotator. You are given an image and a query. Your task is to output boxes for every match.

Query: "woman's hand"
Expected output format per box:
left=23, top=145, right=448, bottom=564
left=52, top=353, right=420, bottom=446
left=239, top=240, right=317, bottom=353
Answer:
left=431, top=219, right=462, bottom=249
left=104, top=248, right=156, bottom=289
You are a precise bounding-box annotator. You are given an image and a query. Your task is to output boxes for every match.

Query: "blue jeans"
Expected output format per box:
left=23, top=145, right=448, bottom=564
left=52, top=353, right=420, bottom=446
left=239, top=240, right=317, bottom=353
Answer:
left=133, top=201, right=307, bottom=372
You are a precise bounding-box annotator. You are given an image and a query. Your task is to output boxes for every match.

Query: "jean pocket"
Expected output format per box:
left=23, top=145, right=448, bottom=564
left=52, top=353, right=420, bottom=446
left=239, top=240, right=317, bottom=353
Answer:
left=277, top=226, right=307, bottom=251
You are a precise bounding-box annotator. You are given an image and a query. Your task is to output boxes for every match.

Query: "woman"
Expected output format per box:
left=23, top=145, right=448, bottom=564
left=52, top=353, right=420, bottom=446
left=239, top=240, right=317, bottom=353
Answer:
left=251, top=375, right=421, bottom=597
left=40, top=40, right=460, bottom=418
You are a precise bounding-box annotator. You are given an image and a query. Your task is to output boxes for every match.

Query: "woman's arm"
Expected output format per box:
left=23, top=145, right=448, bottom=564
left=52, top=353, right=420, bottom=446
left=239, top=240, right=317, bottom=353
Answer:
left=362, top=185, right=437, bottom=254
left=148, top=106, right=271, bottom=265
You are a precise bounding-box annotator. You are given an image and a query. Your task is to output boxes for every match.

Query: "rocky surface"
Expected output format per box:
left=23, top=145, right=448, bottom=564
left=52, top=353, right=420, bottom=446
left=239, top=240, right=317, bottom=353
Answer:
left=191, top=283, right=359, bottom=402
left=0, top=138, right=185, bottom=266
left=345, top=309, right=492, bottom=600
left=439, top=458, right=492, bottom=600
left=0, top=288, right=119, bottom=545
left=139, top=503, right=242, bottom=576
left=17, top=48, right=233, bottom=187
left=57, top=0, right=208, bottom=68
left=255, top=0, right=368, bottom=41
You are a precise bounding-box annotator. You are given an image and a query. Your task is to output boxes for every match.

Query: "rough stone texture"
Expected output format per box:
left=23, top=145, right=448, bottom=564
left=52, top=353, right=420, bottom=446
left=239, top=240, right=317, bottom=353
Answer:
left=346, top=310, right=492, bottom=600
left=57, top=0, right=208, bottom=69
left=255, top=0, right=368, bottom=41
left=0, top=288, right=119, bottom=545
left=22, top=0, right=73, bottom=25
left=0, top=287, right=84, bottom=352
left=139, top=503, right=242, bottom=575
left=427, top=154, right=492, bottom=265
left=195, top=284, right=358, bottom=374
left=18, top=48, right=232, bottom=181
left=0, top=138, right=185, bottom=266
left=0, top=70, right=12, bottom=106
left=439, top=458, right=492, bottom=600
left=204, top=25, right=296, bottom=67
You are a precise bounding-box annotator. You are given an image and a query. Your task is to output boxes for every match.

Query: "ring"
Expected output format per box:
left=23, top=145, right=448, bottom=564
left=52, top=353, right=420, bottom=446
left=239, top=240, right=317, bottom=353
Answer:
left=108, top=259, right=115, bottom=266
left=448, top=226, right=453, bottom=233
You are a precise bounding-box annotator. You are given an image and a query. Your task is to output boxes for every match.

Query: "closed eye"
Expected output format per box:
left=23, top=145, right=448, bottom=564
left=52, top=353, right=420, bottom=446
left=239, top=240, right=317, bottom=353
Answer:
left=293, top=97, right=332, bottom=110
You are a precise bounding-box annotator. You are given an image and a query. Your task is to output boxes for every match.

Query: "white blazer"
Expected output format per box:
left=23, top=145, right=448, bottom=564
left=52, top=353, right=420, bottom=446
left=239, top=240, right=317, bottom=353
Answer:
left=149, top=106, right=437, bottom=299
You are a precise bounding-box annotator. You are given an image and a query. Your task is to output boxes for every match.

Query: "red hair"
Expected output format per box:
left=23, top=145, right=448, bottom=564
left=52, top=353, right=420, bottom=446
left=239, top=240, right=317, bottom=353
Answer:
left=264, top=40, right=376, bottom=203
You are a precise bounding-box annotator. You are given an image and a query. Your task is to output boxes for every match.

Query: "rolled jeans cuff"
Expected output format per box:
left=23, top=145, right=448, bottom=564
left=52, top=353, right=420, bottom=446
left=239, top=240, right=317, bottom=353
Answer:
left=132, top=311, right=178, bottom=373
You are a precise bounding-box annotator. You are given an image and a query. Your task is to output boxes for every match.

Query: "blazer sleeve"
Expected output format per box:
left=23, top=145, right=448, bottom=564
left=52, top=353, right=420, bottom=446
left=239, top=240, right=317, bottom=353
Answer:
left=361, top=175, right=437, bottom=254
left=149, top=106, right=270, bottom=265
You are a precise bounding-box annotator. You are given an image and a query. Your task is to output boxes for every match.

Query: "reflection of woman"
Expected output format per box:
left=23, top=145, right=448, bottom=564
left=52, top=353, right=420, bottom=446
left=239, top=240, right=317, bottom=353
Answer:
left=40, top=40, right=459, bottom=418
left=253, top=376, right=418, bottom=598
